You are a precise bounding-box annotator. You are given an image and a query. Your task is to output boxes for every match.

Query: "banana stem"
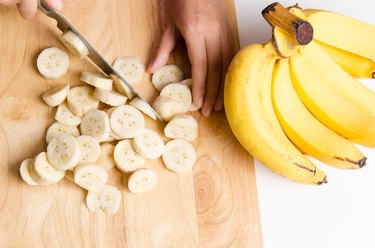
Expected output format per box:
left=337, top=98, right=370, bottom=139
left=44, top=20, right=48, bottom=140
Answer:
left=262, top=2, right=313, bottom=45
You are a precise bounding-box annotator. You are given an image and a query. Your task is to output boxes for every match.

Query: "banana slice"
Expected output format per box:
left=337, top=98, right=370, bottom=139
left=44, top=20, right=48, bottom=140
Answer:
left=76, top=135, right=101, bottom=164
left=151, top=64, right=184, bottom=91
left=80, top=109, right=111, bottom=142
left=59, top=30, right=89, bottom=58
left=160, top=83, right=192, bottom=106
left=74, top=164, right=108, bottom=191
left=46, top=122, right=80, bottom=143
left=189, top=103, right=200, bottom=112
left=31, top=152, right=66, bottom=184
left=37, top=47, right=69, bottom=79
left=94, top=88, right=127, bottom=106
left=19, top=158, right=38, bottom=186
left=128, top=169, right=158, bottom=194
left=114, top=139, right=146, bottom=173
left=181, top=78, right=192, bottom=87
left=98, top=184, right=122, bottom=214
left=42, top=84, right=70, bottom=107
left=67, top=86, right=99, bottom=117
left=47, top=133, right=81, bottom=170
left=129, top=97, right=157, bottom=120
left=55, top=102, right=81, bottom=127
left=162, top=139, right=196, bottom=173
left=152, top=96, right=187, bottom=122
left=96, top=143, right=115, bottom=171
left=86, top=190, right=101, bottom=212
left=109, top=74, right=134, bottom=99
left=132, top=129, right=164, bottom=159
left=164, top=114, right=198, bottom=141
left=109, top=105, right=145, bottom=139
left=112, top=56, right=145, bottom=84
left=80, top=71, right=113, bottom=90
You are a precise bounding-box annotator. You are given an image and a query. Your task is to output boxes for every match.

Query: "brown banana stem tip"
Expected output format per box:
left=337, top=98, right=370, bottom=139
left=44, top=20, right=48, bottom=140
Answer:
left=262, top=2, right=313, bottom=45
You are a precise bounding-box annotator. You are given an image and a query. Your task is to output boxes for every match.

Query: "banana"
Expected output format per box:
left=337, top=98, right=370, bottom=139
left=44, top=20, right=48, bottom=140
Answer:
left=59, top=30, right=89, bottom=58
left=160, top=83, right=192, bottom=113
left=129, top=97, right=158, bottom=120
left=224, top=43, right=325, bottom=185
left=152, top=96, right=187, bottom=121
left=181, top=78, right=192, bottom=87
left=86, top=184, right=121, bottom=214
left=164, top=114, right=198, bottom=141
left=74, top=164, right=108, bottom=191
left=80, top=109, right=111, bottom=143
left=272, top=26, right=300, bottom=58
left=19, top=158, right=38, bottom=186
left=46, top=122, right=80, bottom=143
left=272, top=59, right=366, bottom=169
left=152, top=64, right=184, bottom=91
left=128, top=169, right=158, bottom=194
left=112, top=56, right=145, bottom=84
left=299, top=41, right=375, bottom=119
left=109, top=74, right=134, bottom=99
left=37, top=47, right=69, bottom=80
left=86, top=189, right=100, bottom=212
left=109, top=105, right=145, bottom=139
left=305, top=10, right=375, bottom=61
left=30, top=152, right=66, bottom=185
left=94, top=88, right=127, bottom=107
left=132, top=129, right=165, bottom=159
left=76, top=135, right=101, bottom=164
left=114, top=139, right=145, bottom=173
left=290, top=52, right=375, bottom=147
left=316, top=40, right=375, bottom=78
left=162, top=139, right=196, bottom=173
left=67, top=86, right=99, bottom=117
left=188, top=103, right=200, bottom=112
left=80, top=71, right=113, bottom=90
left=42, top=84, right=70, bottom=107
left=98, top=185, right=122, bottom=214
left=96, top=143, right=115, bottom=171
left=47, top=133, right=81, bottom=170
left=55, top=102, right=81, bottom=127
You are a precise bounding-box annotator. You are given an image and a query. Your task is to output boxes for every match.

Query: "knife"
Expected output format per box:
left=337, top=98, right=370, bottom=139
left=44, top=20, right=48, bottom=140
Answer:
left=38, top=0, right=163, bottom=122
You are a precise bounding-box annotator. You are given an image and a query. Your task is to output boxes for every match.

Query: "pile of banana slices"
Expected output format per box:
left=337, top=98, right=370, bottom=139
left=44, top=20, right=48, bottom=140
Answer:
left=20, top=31, right=199, bottom=214
left=225, top=3, right=375, bottom=185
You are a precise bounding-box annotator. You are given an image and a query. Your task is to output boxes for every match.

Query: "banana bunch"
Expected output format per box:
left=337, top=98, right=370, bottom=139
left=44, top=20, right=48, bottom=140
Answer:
left=224, top=3, right=375, bottom=185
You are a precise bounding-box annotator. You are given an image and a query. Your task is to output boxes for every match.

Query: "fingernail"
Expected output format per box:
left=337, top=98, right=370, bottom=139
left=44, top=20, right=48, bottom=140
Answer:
left=53, top=0, right=63, bottom=10
left=202, top=107, right=212, bottom=117
left=196, top=96, right=203, bottom=108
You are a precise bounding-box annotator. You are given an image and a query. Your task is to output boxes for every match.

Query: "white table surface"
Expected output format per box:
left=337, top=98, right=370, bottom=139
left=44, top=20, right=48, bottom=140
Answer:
left=234, top=1, right=375, bottom=247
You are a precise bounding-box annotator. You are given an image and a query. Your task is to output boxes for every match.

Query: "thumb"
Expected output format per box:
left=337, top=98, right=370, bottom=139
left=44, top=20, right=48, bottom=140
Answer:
left=44, top=0, right=63, bottom=11
left=148, top=25, right=178, bottom=73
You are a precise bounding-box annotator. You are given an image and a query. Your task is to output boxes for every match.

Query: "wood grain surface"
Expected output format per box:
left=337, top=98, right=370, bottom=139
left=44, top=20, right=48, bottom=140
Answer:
left=0, top=1, right=262, bottom=247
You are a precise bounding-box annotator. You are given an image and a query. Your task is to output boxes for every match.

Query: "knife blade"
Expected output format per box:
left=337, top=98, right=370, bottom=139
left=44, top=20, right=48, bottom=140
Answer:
left=38, top=0, right=163, bottom=122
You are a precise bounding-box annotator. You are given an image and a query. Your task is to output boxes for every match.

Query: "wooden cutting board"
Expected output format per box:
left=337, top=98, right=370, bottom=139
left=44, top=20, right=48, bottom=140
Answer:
left=0, top=1, right=262, bottom=247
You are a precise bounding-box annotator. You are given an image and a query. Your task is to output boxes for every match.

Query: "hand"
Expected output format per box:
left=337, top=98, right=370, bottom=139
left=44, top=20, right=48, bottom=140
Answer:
left=0, top=0, right=62, bottom=19
left=148, top=0, right=234, bottom=117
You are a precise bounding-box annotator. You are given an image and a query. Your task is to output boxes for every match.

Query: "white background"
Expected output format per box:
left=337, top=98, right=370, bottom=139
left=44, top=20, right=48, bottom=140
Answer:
left=234, top=1, right=375, bottom=248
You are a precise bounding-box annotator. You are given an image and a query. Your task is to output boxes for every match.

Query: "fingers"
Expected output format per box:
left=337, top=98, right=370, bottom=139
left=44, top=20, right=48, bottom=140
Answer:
left=44, top=0, right=63, bottom=11
left=214, top=34, right=233, bottom=111
left=17, top=0, right=37, bottom=19
left=201, top=34, right=222, bottom=117
left=183, top=31, right=207, bottom=110
left=148, top=25, right=178, bottom=73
